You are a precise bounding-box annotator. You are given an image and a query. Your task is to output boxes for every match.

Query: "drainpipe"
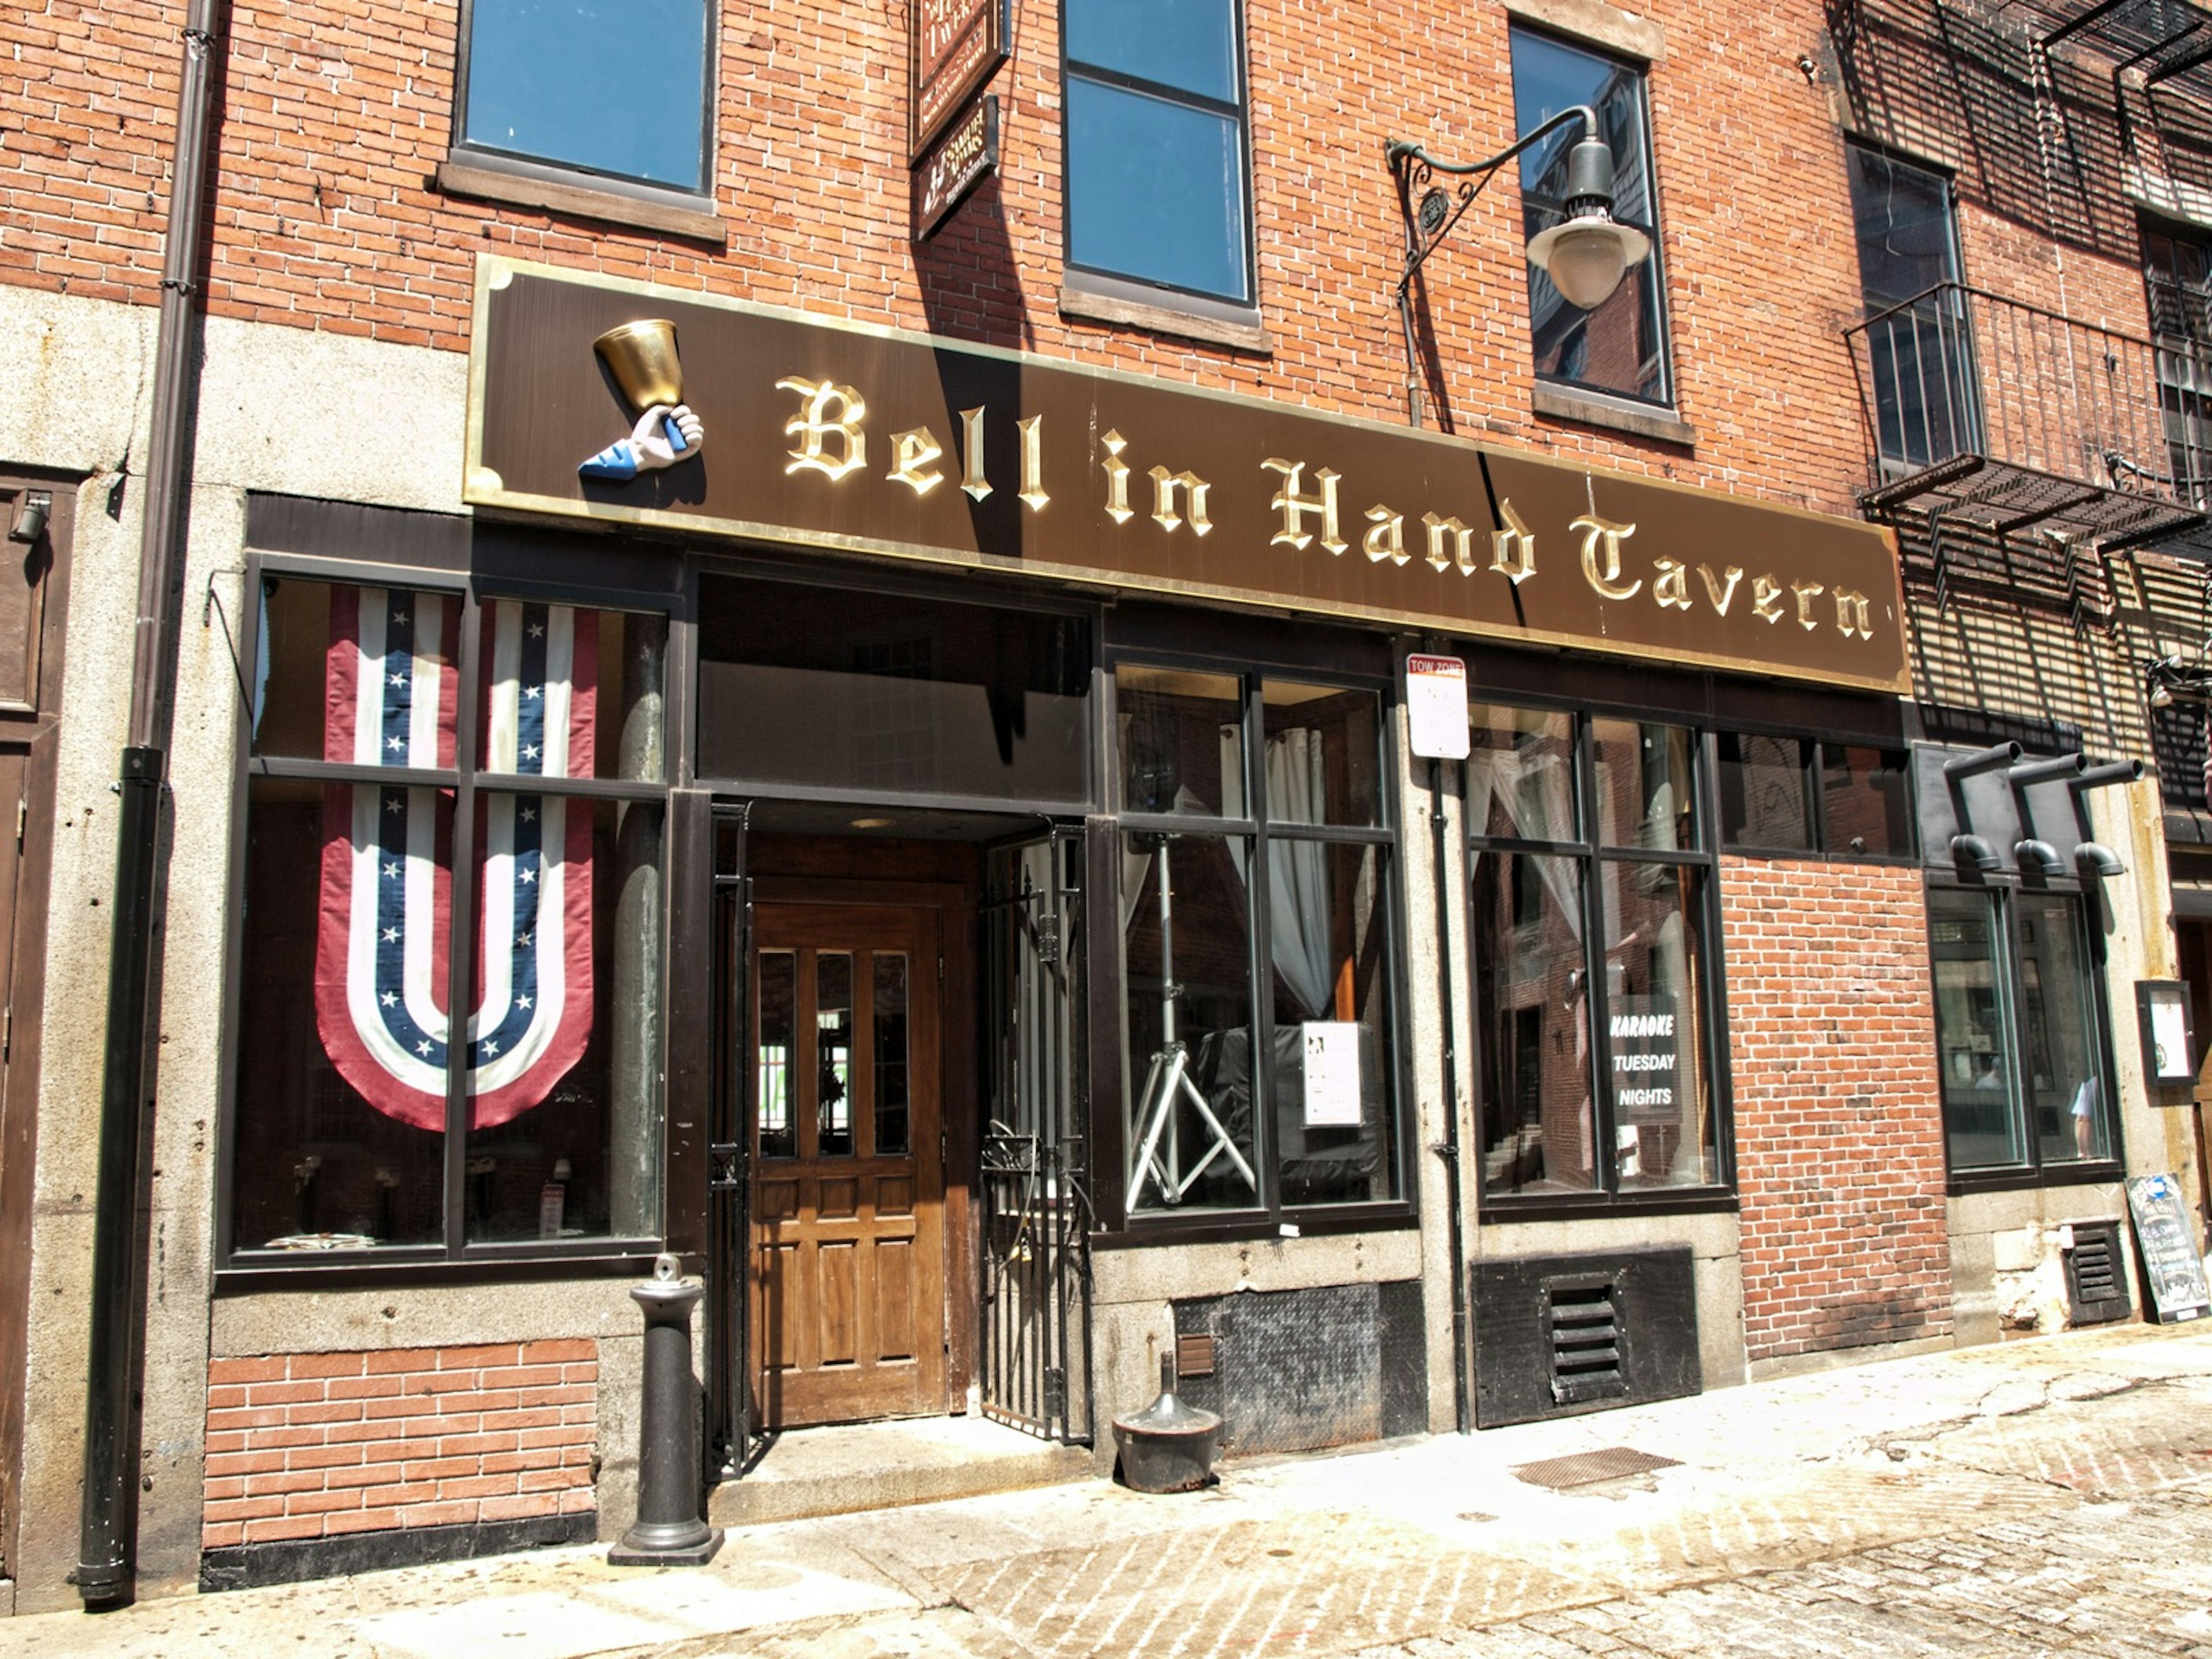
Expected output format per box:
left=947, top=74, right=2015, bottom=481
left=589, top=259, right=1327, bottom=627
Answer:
left=77, top=0, right=226, bottom=1607
left=1420, top=638, right=1470, bottom=1434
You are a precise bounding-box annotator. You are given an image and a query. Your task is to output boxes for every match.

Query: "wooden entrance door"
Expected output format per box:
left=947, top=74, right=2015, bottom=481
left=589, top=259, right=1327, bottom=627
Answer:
left=751, top=903, right=945, bottom=1427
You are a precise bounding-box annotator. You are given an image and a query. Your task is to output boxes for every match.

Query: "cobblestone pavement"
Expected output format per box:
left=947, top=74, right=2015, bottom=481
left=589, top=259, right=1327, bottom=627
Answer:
left=6, top=1325, right=2210, bottom=1659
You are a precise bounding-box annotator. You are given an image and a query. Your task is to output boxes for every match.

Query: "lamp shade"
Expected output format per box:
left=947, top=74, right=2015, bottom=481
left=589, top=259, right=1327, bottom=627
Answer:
left=1527, top=215, right=1651, bottom=310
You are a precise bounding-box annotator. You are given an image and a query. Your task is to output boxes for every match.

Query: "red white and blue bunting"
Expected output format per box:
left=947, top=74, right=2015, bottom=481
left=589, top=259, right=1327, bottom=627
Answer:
left=314, top=588, right=596, bottom=1131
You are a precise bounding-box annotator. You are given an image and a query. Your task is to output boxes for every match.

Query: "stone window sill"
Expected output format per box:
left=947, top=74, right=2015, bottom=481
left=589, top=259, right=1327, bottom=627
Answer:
left=1533, top=381, right=1697, bottom=446
left=436, top=155, right=727, bottom=247
left=1058, top=279, right=1273, bottom=355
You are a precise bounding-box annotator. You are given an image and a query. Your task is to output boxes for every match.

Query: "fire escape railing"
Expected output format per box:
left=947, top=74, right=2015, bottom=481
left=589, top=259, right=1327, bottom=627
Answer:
left=1843, top=281, right=2212, bottom=555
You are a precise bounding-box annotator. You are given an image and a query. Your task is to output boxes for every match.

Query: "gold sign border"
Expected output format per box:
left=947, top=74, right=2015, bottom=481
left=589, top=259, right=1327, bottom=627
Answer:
left=462, top=255, right=1914, bottom=698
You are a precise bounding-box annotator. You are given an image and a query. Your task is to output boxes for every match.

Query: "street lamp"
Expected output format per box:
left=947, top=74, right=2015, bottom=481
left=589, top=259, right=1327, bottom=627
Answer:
left=1387, top=105, right=1651, bottom=428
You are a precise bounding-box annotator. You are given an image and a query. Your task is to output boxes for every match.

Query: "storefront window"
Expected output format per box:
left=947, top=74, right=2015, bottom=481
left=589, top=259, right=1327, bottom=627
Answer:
left=1931, top=885, right=2115, bottom=1177
left=228, top=576, right=669, bottom=1260
left=1116, top=666, right=1401, bottom=1219
left=1717, top=732, right=1914, bottom=858
left=1469, top=702, right=1726, bottom=1202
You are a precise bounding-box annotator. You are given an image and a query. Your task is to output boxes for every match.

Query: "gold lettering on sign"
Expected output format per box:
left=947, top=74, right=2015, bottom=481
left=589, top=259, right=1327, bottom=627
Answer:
left=1752, top=575, right=1786, bottom=623
left=1652, top=558, right=1692, bottom=611
left=1490, top=499, right=1537, bottom=585
left=1833, top=588, right=1873, bottom=639
left=1698, top=564, right=1744, bottom=615
left=1262, top=459, right=1346, bottom=554
left=777, top=377, right=868, bottom=481
left=1792, top=581, right=1825, bottom=630
left=1100, top=430, right=1133, bottom=524
left=1017, top=415, right=1048, bottom=510
left=1149, top=466, right=1213, bottom=535
left=1363, top=506, right=1408, bottom=566
left=1573, top=513, right=1641, bottom=601
left=888, top=427, right=945, bottom=495
left=959, top=406, right=990, bottom=502
left=1423, top=513, right=1478, bottom=575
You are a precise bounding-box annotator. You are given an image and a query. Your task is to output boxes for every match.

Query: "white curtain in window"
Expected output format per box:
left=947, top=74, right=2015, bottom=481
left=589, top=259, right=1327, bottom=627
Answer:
left=1222, top=726, right=1333, bottom=1019
left=1467, top=745, right=1582, bottom=942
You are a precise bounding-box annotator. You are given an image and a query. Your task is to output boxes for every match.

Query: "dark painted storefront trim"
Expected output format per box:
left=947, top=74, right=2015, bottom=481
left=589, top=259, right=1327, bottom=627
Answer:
left=200, top=1510, right=597, bottom=1592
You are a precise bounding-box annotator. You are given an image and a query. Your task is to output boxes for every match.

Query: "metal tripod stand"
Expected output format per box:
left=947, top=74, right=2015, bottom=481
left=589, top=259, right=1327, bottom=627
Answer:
left=1124, top=834, right=1257, bottom=1211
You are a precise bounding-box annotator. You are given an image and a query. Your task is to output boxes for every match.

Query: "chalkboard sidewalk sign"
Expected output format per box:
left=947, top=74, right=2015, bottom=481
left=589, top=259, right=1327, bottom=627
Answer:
left=2125, top=1173, right=2211, bottom=1324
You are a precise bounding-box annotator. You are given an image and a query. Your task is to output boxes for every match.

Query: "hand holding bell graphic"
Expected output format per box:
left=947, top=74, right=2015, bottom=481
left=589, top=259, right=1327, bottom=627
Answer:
left=579, top=319, right=706, bottom=482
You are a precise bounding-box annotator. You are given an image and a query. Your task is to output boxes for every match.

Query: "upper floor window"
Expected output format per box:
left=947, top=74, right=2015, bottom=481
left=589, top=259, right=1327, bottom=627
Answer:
left=1063, top=0, right=1253, bottom=306
left=1846, top=143, right=1976, bottom=470
left=1510, top=27, right=1669, bottom=406
left=2141, top=219, right=2212, bottom=507
left=456, top=0, right=713, bottom=196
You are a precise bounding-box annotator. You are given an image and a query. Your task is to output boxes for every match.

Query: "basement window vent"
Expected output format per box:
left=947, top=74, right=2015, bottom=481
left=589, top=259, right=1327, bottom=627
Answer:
left=2062, top=1220, right=2132, bottom=1326
left=1543, top=1276, right=1628, bottom=1406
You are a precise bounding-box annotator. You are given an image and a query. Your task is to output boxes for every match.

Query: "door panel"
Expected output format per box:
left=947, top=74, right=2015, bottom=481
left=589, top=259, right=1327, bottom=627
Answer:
left=750, top=903, right=944, bottom=1427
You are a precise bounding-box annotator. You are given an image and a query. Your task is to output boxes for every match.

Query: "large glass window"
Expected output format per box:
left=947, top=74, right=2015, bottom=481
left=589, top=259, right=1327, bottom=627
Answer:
left=1847, top=143, right=1978, bottom=471
left=228, top=575, right=669, bottom=1260
left=1930, top=886, right=2116, bottom=1179
left=1510, top=27, right=1669, bottom=405
left=1716, top=733, right=1915, bottom=859
left=456, top=0, right=713, bottom=195
left=1468, top=703, right=1725, bottom=1202
left=1116, top=668, right=1400, bottom=1219
left=1065, top=0, right=1253, bottom=306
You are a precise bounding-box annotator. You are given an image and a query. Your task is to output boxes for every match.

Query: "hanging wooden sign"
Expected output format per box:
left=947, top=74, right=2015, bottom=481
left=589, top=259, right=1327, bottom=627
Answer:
left=911, top=0, right=1007, bottom=161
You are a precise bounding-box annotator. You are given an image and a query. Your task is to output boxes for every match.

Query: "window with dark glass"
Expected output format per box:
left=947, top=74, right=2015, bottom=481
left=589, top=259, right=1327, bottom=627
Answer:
left=454, top=0, right=713, bottom=196
left=2142, top=220, right=2212, bottom=509
left=1468, top=704, right=1726, bottom=1202
left=696, top=575, right=1093, bottom=807
left=1929, top=885, right=2116, bottom=1179
left=1064, top=0, right=1253, bottom=307
left=1510, top=26, right=1669, bottom=405
left=228, top=575, right=669, bottom=1260
left=1716, top=733, right=1914, bottom=859
left=1847, top=143, right=1977, bottom=470
left=1115, top=666, right=1400, bottom=1219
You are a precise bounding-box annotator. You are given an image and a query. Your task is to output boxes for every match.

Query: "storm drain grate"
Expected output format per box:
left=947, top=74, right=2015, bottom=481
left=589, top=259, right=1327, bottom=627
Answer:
left=1510, top=1445, right=1681, bottom=1490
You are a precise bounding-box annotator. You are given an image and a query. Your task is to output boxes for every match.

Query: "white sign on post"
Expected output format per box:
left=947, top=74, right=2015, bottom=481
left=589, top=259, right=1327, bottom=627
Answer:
left=1406, top=654, right=1469, bottom=760
left=1302, top=1021, right=1363, bottom=1127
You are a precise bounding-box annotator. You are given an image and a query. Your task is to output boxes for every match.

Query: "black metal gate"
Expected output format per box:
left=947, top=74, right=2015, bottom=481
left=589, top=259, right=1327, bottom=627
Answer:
left=705, top=805, right=753, bottom=1479
left=979, top=828, right=1093, bottom=1444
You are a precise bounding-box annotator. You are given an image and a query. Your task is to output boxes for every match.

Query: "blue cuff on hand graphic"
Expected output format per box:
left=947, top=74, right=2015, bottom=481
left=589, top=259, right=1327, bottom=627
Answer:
left=579, top=403, right=706, bottom=481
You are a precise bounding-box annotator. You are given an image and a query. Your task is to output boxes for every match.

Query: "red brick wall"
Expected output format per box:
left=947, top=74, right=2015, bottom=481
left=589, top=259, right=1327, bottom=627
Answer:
left=202, top=1341, right=597, bottom=1550
left=0, top=1, right=1882, bottom=512
left=1722, top=857, right=1953, bottom=1364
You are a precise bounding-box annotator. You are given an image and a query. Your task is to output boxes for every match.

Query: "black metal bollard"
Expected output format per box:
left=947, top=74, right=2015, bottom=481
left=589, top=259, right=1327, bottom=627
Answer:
left=609, top=1255, right=724, bottom=1566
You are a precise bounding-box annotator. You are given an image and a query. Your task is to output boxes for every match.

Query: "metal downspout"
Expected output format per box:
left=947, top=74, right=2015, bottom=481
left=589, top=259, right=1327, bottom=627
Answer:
left=77, top=0, right=225, bottom=1607
left=1430, top=745, right=1471, bottom=1436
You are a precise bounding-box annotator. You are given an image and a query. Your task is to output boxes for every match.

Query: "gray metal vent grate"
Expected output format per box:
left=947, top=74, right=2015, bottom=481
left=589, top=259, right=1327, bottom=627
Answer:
left=2063, top=1220, right=2133, bottom=1325
left=1543, top=1278, right=1627, bottom=1406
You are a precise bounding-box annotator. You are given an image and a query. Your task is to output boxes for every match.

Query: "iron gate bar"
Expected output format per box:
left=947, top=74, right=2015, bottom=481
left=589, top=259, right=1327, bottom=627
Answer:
left=705, top=804, right=753, bottom=1482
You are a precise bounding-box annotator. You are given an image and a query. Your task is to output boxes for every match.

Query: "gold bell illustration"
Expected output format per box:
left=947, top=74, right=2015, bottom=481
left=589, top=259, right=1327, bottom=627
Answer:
left=593, top=319, right=685, bottom=412
left=579, top=319, right=704, bottom=482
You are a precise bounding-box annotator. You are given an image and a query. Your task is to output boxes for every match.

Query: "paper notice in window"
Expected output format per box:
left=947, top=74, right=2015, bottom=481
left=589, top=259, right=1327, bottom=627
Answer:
left=1302, top=1021, right=1362, bottom=1127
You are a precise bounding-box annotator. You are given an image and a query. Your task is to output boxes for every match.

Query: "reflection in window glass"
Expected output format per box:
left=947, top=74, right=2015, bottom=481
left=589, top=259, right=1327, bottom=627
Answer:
left=1930, top=889, right=2024, bottom=1169
left=1118, top=665, right=1244, bottom=816
left=1820, top=743, right=1913, bottom=857
left=1512, top=26, right=1668, bottom=403
left=1260, top=681, right=1381, bottom=827
left=1601, top=862, right=1714, bottom=1187
left=465, top=797, right=665, bottom=1244
left=1066, top=0, right=1236, bottom=100
left=2017, top=895, right=2108, bottom=1164
left=1717, top=733, right=1812, bottom=851
left=1468, top=703, right=1577, bottom=844
left=876, top=953, right=910, bottom=1157
left=1472, top=847, right=1594, bottom=1196
left=1592, top=719, right=1696, bottom=851
left=1847, top=143, right=1976, bottom=468
left=817, top=953, right=854, bottom=1157
left=758, top=952, right=796, bottom=1159
left=1123, top=833, right=1259, bottom=1213
left=463, top=0, right=711, bottom=192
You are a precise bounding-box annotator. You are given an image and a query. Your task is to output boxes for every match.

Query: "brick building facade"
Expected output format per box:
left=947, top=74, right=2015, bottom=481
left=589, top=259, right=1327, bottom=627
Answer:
left=0, top=0, right=2206, bottom=1613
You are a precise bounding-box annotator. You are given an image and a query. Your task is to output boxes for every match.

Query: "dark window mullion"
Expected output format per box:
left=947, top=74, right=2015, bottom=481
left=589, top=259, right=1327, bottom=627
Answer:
left=1574, top=715, right=1619, bottom=1195
left=444, top=589, right=485, bottom=1260
left=1066, top=60, right=1241, bottom=119
left=1244, top=674, right=1279, bottom=1218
